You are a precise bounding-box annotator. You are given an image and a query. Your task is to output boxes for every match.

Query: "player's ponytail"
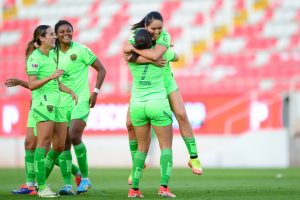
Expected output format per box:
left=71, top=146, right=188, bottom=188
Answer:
left=25, top=25, right=50, bottom=59
left=131, top=11, right=163, bottom=30
left=131, top=18, right=145, bottom=30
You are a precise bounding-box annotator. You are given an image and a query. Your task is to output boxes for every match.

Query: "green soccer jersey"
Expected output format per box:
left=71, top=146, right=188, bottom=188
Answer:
left=26, top=49, right=60, bottom=108
left=129, top=62, right=167, bottom=101
left=128, top=29, right=174, bottom=84
left=57, top=41, right=97, bottom=106
left=162, top=47, right=176, bottom=78
left=155, top=29, right=171, bottom=48
left=128, top=29, right=171, bottom=48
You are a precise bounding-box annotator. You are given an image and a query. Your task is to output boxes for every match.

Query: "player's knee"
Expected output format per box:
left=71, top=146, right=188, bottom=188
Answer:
left=24, top=139, right=36, bottom=150
left=70, top=133, right=82, bottom=145
left=52, top=142, right=65, bottom=152
left=126, top=120, right=134, bottom=132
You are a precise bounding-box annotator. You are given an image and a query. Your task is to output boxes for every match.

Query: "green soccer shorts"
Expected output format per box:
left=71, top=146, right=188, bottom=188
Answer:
left=130, top=99, right=172, bottom=127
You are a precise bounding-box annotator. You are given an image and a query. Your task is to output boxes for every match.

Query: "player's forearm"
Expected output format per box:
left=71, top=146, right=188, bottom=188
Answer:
left=18, top=80, right=29, bottom=89
left=28, top=76, right=52, bottom=90
left=92, top=59, right=106, bottom=93
left=133, top=45, right=167, bottom=61
left=135, top=56, right=153, bottom=64
left=132, top=48, right=160, bottom=61
left=58, top=81, right=72, bottom=94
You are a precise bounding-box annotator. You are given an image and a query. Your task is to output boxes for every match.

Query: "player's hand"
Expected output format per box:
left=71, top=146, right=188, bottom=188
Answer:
left=124, top=42, right=134, bottom=53
left=70, top=91, right=78, bottom=105
left=51, top=69, right=64, bottom=79
left=123, top=52, right=131, bottom=62
left=89, top=93, right=97, bottom=108
left=5, top=78, right=21, bottom=87
left=153, top=57, right=166, bottom=67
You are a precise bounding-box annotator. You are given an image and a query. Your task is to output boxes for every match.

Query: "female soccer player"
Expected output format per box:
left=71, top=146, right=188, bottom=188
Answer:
left=125, top=12, right=203, bottom=181
left=127, top=28, right=176, bottom=198
left=26, top=24, right=77, bottom=197
left=6, top=78, right=81, bottom=195
left=54, top=20, right=106, bottom=194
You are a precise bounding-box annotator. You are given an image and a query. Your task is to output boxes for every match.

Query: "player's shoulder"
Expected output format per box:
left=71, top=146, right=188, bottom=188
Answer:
left=72, top=41, right=87, bottom=49
left=27, top=49, right=42, bottom=61
left=161, top=29, right=171, bottom=37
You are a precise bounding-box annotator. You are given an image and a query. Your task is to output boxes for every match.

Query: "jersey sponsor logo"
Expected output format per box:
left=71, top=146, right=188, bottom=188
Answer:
left=31, top=63, right=38, bottom=68
left=47, top=105, right=53, bottom=113
left=139, top=80, right=151, bottom=86
left=70, top=54, right=77, bottom=61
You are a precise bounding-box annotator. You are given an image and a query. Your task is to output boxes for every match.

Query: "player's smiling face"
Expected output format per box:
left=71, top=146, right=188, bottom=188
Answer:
left=41, top=27, right=57, bottom=49
left=56, top=24, right=73, bottom=45
left=146, top=19, right=163, bottom=41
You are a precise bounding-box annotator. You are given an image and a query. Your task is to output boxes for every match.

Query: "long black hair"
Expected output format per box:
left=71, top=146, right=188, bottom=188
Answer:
left=25, top=25, right=50, bottom=59
left=131, top=11, right=163, bottom=30
left=54, top=19, right=73, bottom=34
left=129, top=29, right=152, bottom=62
left=134, top=28, right=152, bottom=49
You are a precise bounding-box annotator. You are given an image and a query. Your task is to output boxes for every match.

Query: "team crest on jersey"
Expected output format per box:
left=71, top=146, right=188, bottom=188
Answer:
left=47, top=105, right=53, bottom=113
left=31, top=63, right=38, bottom=68
left=70, top=54, right=77, bottom=61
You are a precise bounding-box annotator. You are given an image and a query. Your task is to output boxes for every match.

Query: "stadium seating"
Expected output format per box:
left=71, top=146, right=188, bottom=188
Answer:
left=1, top=0, right=300, bottom=96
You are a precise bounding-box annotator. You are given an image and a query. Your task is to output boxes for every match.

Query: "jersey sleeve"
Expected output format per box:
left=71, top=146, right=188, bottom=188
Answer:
left=156, top=29, right=171, bottom=48
left=163, top=48, right=176, bottom=62
left=26, top=55, right=39, bottom=75
left=80, top=45, right=97, bottom=66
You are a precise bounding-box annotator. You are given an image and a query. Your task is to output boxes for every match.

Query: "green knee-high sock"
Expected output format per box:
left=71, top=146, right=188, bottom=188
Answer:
left=129, top=140, right=138, bottom=162
left=58, top=150, right=72, bottom=185
left=74, top=142, right=88, bottom=178
left=160, top=148, right=173, bottom=186
left=25, top=150, right=35, bottom=184
left=34, top=148, right=46, bottom=190
left=131, top=151, right=147, bottom=189
left=55, top=157, right=80, bottom=176
left=71, top=163, right=80, bottom=176
left=183, top=137, right=198, bottom=158
left=45, top=148, right=61, bottom=179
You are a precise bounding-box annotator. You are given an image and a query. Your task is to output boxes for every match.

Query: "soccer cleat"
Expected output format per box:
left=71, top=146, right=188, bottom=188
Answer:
left=75, top=174, right=82, bottom=187
left=77, top=179, right=92, bottom=194
left=28, top=189, right=38, bottom=195
left=37, top=186, right=58, bottom=198
left=128, top=188, right=144, bottom=198
left=59, top=185, right=75, bottom=195
left=11, top=184, right=36, bottom=195
left=128, top=164, right=146, bottom=185
left=188, top=158, right=203, bottom=175
left=158, top=186, right=176, bottom=198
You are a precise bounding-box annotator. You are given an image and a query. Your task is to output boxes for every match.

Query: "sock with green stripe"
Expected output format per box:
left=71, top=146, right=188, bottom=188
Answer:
left=183, top=137, right=198, bottom=158
left=160, top=148, right=173, bottom=186
left=34, top=147, right=46, bottom=190
left=58, top=150, right=72, bottom=185
left=45, top=148, right=61, bottom=179
left=74, top=142, right=88, bottom=178
left=131, top=151, right=147, bottom=189
left=129, top=140, right=138, bottom=161
left=25, top=150, right=35, bottom=184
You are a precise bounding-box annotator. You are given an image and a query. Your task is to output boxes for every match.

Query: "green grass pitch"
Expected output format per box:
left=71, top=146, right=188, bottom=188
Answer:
left=0, top=168, right=299, bottom=199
